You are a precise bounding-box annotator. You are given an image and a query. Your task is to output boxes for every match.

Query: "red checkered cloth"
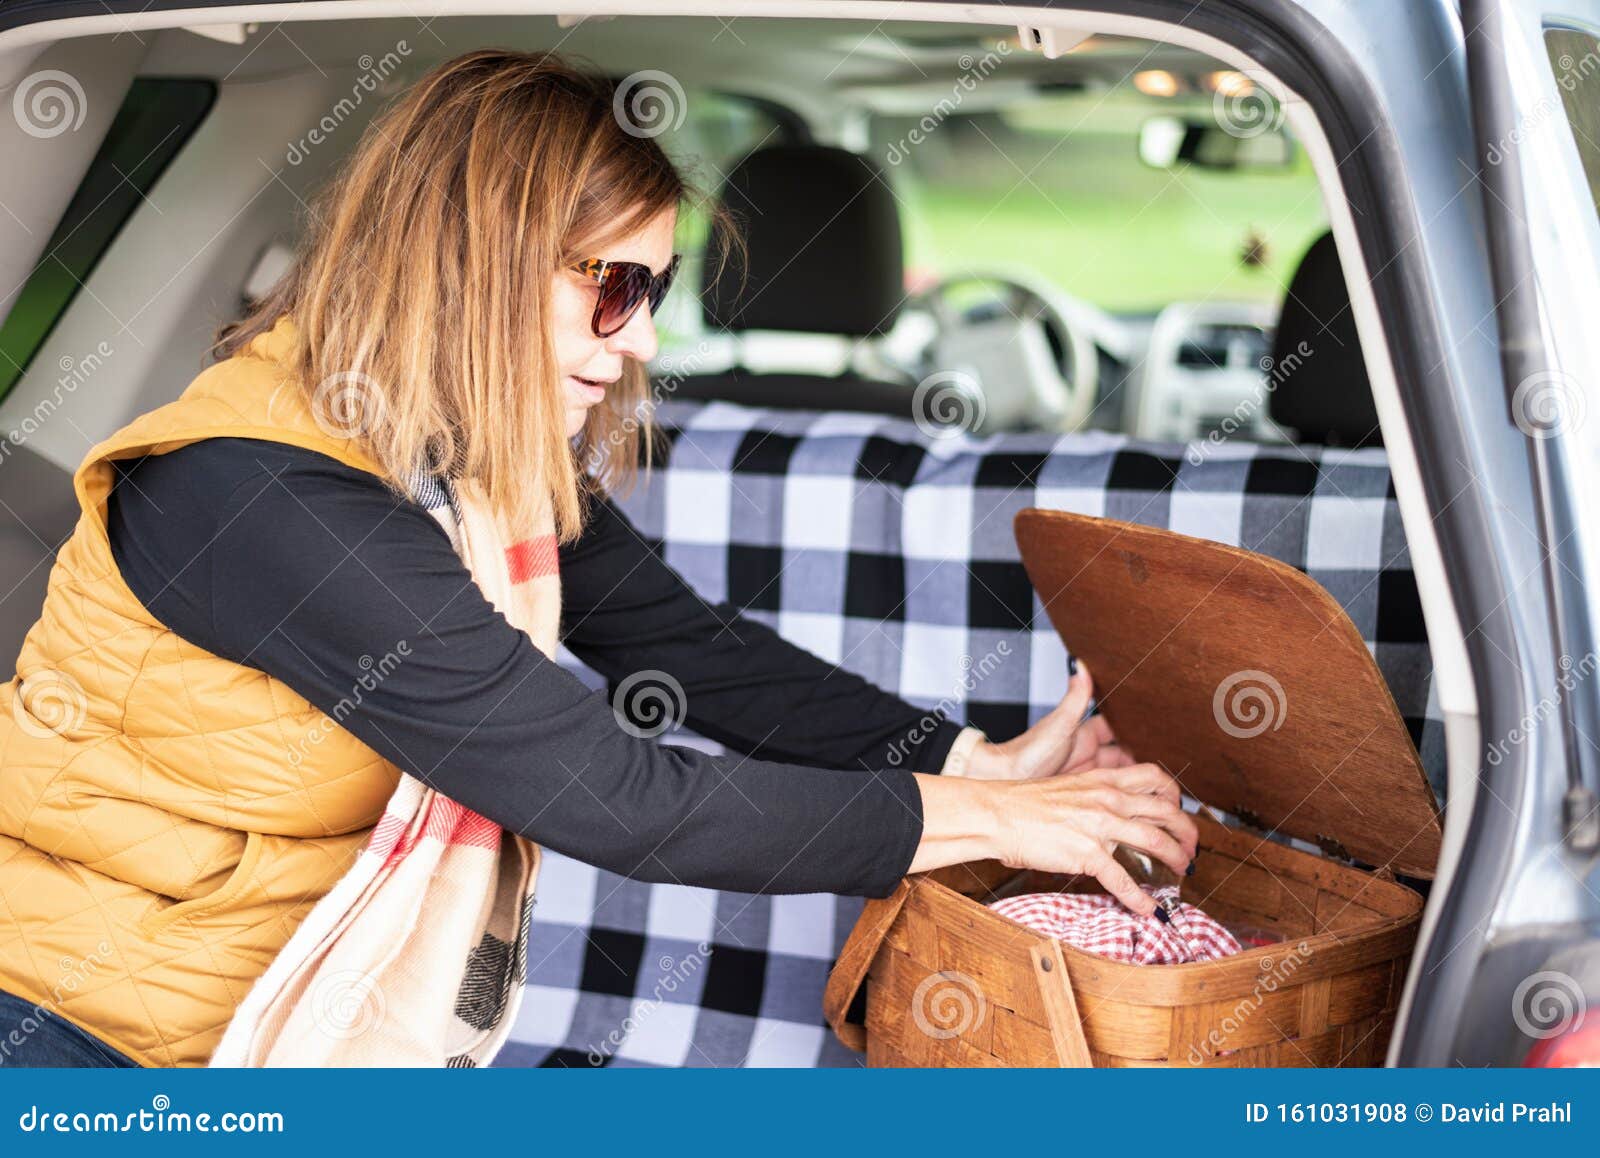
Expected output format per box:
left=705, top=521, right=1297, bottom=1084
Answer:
left=989, top=885, right=1241, bottom=964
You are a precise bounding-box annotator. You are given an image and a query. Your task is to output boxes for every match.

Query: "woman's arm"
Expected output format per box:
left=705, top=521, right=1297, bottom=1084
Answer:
left=106, top=439, right=924, bottom=898
left=107, top=439, right=1196, bottom=907
left=558, top=491, right=974, bottom=774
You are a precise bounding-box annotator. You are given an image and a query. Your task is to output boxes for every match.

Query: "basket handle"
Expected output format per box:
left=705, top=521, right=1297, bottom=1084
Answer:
left=823, top=877, right=913, bottom=1051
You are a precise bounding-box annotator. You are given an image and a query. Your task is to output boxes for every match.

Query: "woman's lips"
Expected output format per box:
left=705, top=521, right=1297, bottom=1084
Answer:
left=568, top=375, right=610, bottom=405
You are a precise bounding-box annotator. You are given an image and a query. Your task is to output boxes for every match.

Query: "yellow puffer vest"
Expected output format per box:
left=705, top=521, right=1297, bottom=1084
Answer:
left=0, top=318, right=406, bottom=1067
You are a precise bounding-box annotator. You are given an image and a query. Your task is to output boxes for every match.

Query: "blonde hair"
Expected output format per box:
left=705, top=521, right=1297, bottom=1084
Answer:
left=215, top=49, right=740, bottom=543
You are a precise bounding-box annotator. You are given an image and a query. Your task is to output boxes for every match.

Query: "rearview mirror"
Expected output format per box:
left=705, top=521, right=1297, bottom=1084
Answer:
left=1138, top=115, right=1296, bottom=171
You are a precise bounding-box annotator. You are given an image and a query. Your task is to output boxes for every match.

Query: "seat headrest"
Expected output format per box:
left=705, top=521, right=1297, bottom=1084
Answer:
left=701, top=144, right=904, bottom=337
left=1267, top=231, right=1383, bottom=448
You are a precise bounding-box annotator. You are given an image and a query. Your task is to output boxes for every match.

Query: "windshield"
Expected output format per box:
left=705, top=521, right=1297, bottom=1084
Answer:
left=866, top=82, right=1328, bottom=313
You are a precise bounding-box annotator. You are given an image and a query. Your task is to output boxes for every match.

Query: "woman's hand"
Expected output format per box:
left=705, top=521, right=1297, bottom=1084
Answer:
left=910, top=760, right=1198, bottom=918
left=990, top=762, right=1198, bottom=915
left=962, top=663, right=1135, bottom=782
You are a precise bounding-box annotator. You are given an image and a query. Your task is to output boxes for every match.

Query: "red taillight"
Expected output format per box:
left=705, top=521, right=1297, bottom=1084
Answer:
left=1524, top=1021, right=1600, bottom=1067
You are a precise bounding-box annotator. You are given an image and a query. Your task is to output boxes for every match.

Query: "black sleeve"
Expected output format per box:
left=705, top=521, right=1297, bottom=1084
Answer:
left=559, top=492, right=966, bottom=774
left=104, top=439, right=926, bottom=898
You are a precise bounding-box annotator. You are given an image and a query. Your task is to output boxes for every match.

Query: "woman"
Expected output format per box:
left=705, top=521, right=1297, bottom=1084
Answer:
left=0, top=50, right=1196, bottom=1068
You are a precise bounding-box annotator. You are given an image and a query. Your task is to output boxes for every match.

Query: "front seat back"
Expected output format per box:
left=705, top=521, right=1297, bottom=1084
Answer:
left=672, top=144, right=917, bottom=416
left=1268, top=231, right=1383, bottom=448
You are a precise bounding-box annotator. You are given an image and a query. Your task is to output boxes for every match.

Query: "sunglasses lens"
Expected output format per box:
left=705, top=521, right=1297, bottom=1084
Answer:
left=648, top=257, right=680, bottom=314
left=594, top=265, right=651, bottom=337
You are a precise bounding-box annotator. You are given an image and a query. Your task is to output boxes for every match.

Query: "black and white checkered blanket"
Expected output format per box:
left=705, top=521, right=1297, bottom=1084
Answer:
left=495, top=399, right=1443, bottom=1068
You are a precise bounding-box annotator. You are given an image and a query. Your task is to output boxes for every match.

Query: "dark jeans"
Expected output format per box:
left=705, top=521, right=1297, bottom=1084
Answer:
left=0, top=988, right=138, bottom=1067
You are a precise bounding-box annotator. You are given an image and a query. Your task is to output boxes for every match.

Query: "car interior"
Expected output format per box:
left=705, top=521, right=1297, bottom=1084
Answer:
left=0, top=14, right=1384, bottom=670
left=0, top=9, right=1484, bottom=1074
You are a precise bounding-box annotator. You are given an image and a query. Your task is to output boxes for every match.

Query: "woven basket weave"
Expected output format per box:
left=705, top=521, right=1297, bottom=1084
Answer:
left=825, top=510, right=1440, bottom=1068
left=825, top=810, right=1422, bottom=1067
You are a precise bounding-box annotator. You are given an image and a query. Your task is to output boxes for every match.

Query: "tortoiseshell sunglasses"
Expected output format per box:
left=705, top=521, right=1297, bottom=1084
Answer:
left=570, top=253, right=681, bottom=337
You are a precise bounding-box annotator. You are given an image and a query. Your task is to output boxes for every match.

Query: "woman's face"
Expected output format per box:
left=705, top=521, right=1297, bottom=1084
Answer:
left=552, top=207, right=678, bottom=439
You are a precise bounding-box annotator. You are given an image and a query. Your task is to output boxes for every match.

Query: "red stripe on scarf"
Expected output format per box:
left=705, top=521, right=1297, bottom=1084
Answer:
left=373, top=800, right=503, bottom=867
left=505, top=534, right=559, bottom=584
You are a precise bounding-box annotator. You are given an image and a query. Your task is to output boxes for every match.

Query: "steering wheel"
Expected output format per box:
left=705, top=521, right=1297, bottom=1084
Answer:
left=907, top=270, right=1100, bottom=433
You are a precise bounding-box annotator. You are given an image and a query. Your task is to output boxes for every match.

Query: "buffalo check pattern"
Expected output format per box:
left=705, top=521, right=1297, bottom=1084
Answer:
left=494, top=399, right=1445, bottom=1069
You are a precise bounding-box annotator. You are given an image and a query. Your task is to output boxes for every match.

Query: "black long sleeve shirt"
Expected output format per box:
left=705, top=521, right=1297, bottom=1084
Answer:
left=103, top=437, right=966, bottom=898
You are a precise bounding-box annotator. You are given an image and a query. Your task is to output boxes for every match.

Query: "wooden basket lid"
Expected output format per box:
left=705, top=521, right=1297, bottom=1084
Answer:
left=1014, top=508, right=1442, bottom=879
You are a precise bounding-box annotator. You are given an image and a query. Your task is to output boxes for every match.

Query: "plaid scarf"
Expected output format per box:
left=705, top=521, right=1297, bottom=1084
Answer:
left=209, top=471, right=561, bottom=1067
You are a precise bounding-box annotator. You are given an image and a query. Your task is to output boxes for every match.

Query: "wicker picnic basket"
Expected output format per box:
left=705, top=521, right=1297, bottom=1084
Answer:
left=823, top=509, right=1443, bottom=1068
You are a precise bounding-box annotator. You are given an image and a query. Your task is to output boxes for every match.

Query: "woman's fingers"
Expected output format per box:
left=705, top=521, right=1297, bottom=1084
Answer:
left=1001, top=664, right=1101, bottom=781
left=1105, top=817, right=1191, bottom=879
left=1083, top=711, right=1115, bottom=748
left=1088, top=761, right=1183, bottom=805
left=1096, top=742, right=1136, bottom=768
left=1086, top=851, right=1157, bottom=917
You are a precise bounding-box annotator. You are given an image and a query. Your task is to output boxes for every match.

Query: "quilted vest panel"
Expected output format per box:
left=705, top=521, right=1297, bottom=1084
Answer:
left=0, top=317, right=408, bottom=1066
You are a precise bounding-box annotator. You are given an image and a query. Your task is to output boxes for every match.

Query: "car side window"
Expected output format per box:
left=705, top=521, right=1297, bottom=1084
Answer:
left=0, top=79, right=216, bottom=402
left=1544, top=27, right=1600, bottom=221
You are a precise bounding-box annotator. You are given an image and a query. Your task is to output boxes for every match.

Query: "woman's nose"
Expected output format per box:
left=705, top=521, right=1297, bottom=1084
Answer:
left=606, top=301, right=660, bottom=362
